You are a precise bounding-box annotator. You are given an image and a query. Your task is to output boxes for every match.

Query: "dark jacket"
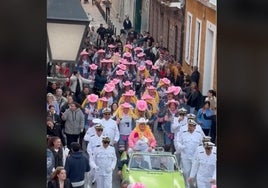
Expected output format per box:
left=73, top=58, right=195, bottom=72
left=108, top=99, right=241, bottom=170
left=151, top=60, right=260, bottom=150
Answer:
left=50, top=148, right=63, bottom=168
left=123, top=19, right=132, bottom=30
left=65, top=151, right=90, bottom=183
left=47, top=124, right=66, bottom=146
left=47, top=178, right=72, bottom=188
left=187, top=90, right=203, bottom=110
left=190, top=71, right=200, bottom=86
left=94, top=74, right=107, bottom=92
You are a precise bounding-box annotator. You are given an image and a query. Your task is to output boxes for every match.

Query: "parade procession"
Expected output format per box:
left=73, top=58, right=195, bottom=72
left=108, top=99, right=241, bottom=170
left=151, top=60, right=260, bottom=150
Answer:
left=47, top=0, right=217, bottom=188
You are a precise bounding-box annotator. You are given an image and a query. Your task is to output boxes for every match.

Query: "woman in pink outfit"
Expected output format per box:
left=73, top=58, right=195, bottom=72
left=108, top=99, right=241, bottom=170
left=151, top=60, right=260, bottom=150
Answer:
left=127, top=118, right=156, bottom=155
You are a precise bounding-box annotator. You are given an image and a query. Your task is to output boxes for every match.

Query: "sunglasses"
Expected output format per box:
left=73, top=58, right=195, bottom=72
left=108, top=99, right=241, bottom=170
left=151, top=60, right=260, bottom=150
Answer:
left=205, top=147, right=212, bottom=150
left=96, top=129, right=103, bottom=132
left=103, top=141, right=110, bottom=144
left=104, top=113, right=111, bottom=115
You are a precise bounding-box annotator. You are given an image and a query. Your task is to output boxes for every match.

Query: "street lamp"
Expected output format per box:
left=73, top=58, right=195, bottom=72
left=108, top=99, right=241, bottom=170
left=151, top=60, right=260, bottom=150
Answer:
left=47, top=0, right=90, bottom=81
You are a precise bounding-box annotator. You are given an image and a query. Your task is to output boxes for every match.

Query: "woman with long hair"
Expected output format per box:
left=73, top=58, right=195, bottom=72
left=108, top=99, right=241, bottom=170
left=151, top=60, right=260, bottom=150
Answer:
left=47, top=166, right=72, bottom=188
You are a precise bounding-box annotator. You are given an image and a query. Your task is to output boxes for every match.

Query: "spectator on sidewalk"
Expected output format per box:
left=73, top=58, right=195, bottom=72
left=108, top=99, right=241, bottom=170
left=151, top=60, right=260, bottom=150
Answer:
left=97, top=24, right=107, bottom=47
left=65, top=142, right=90, bottom=188
left=190, top=66, right=200, bottom=86
left=123, top=15, right=132, bottom=34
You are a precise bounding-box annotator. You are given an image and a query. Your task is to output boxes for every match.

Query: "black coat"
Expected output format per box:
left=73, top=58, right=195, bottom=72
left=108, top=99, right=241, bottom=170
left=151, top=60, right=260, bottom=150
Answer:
left=123, top=19, right=132, bottom=30
left=47, top=124, right=66, bottom=146
left=50, top=148, right=64, bottom=168
left=47, top=179, right=72, bottom=188
left=190, top=71, right=200, bottom=85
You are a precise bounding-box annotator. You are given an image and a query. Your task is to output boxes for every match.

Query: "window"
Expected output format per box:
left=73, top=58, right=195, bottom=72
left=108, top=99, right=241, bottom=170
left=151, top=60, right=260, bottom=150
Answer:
left=193, top=19, right=202, bottom=67
left=185, top=12, right=192, bottom=64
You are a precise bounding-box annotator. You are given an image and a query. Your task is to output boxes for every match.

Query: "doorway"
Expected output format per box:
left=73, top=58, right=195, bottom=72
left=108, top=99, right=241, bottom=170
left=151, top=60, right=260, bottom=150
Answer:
left=202, top=21, right=216, bottom=94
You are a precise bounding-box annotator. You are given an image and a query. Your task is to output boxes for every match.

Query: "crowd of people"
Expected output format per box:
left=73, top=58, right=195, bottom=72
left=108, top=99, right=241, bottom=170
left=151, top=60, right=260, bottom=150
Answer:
left=46, top=17, right=217, bottom=188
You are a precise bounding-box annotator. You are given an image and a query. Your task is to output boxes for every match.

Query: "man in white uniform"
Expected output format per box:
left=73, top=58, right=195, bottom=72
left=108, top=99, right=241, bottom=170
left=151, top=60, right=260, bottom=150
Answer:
left=101, top=108, right=120, bottom=146
left=86, top=124, right=105, bottom=185
left=90, top=136, right=117, bottom=188
left=175, top=119, right=203, bottom=188
left=188, top=142, right=217, bottom=188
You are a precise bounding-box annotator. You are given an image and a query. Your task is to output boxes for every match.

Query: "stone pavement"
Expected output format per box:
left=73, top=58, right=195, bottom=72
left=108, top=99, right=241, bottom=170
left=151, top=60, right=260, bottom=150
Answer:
left=81, top=1, right=123, bottom=36
left=81, top=1, right=108, bottom=29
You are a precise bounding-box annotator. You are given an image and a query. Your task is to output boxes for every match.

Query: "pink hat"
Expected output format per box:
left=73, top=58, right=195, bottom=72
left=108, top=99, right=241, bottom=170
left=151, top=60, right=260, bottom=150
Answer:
left=80, top=50, right=88, bottom=56
left=105, top=59, right=114, bottom=63
left=87, top=94, right=99, bottom=103
left=113, top=52, right=121, bottom=57
left=106, top=82, right=115, bottom=88
left=147, top=85, right=156, bottom=90
left=170, top=86, right=181, bottom=95
left=145, top=60, right=153, bottom=66
left=137, top=52, right=146, bottom=57
left=152, top=65, right=159, bottom=70
left=128, top=89, right=135, bottom=96
left=134, top=46, right=143, bottom=51
left=99, top=97, right=108, bottom=102
left=136, top=100, right=148, bottom=111
left=130, top=61, right=137, bottom=65
left=123, top=90, right=135, bottom=97
left=97, top=49, right=105, bottom=53
left=165, top=86, right=175, bottom=94
left=117, top=64, right=127, bottom=71
left=121, top=102, right=131, bottom=108
left=161, top=78, right=171, bottom=85
left=141, top=93, right=154, bottom=100
left=100, top=59, right=108, bottom=63
left=108, top=44, right=115, bottom=48
left=119, top=58, right=126, bottom=64
left=123, top=80, right=132, bottom=86
left=145, top=77, right=153, bottom=83
left=138, top=65, right=146, bottom=71
left=112, top=78, right=120, bottom=85
left=125, top=44, right=133, bottom=49
left=167, top=99, right=179, bottom=106
left=131, top=182, right=146, bottom=188
left=104, top=85, right=114, bottom=93
left=89, top=64, right=98, bottom=70
left=123, top=52, right=132, bottom=58
left=116, top=69, right=125, bottom=76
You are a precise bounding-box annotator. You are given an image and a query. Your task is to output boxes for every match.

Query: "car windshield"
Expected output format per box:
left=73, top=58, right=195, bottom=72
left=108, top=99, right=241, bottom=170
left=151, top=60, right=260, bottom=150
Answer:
left=129, top=154, right=178, bottom=172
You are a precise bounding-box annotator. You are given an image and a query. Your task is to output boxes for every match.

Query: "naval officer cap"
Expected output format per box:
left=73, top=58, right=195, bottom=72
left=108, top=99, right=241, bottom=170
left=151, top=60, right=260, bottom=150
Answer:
left=178, top=107, right=187, bottom=114
left=102, top=136, right=110, bottom=142
left=187, top=113, right=196, bottom=119
left=92, top=118, right=102, bottom=124
left=204, top=141, right=215, bottom=148
left=95, top=124, right=104, bottom=130
left=102, top=107, right=111, bottom=113
left=188, top=119, right=197, bottom=125
left=202, top=136, right=211, bottom=142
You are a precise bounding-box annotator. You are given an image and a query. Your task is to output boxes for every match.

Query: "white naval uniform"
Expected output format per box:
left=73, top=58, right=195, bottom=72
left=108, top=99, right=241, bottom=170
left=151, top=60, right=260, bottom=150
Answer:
left=178, top=123, right=205, bottom=138
left=172, top=116, right=188, bottom=135
left=193, top=145, right=217, bottom=162
left=176, top=129, right=203, bottom=188
left=86, top=133, right=105, bottom=185
left=83, top=127, right=96, bottom=142
left=101, top=118, right=120, bottom=145
left=90, top=145, right=117, bottom=188
left=189, top=148, right=217, bottom=188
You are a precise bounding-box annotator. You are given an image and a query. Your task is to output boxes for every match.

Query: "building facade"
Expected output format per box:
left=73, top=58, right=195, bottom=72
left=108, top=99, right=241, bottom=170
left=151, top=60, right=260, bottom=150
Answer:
left=110, top=0, right=150, bottom=34
left=182, top=0, right=217, bottom=94
left=149, top=0, right=184, bottom=61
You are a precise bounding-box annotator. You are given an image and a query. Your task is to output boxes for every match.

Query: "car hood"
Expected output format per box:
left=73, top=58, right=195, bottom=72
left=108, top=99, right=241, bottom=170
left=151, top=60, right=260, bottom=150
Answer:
left=127, top=170, right=185, bottom=188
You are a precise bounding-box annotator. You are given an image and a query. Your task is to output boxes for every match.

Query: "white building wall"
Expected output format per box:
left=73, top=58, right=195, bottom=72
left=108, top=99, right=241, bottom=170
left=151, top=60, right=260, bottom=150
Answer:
left=141, top=0, right=150, bottom=32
